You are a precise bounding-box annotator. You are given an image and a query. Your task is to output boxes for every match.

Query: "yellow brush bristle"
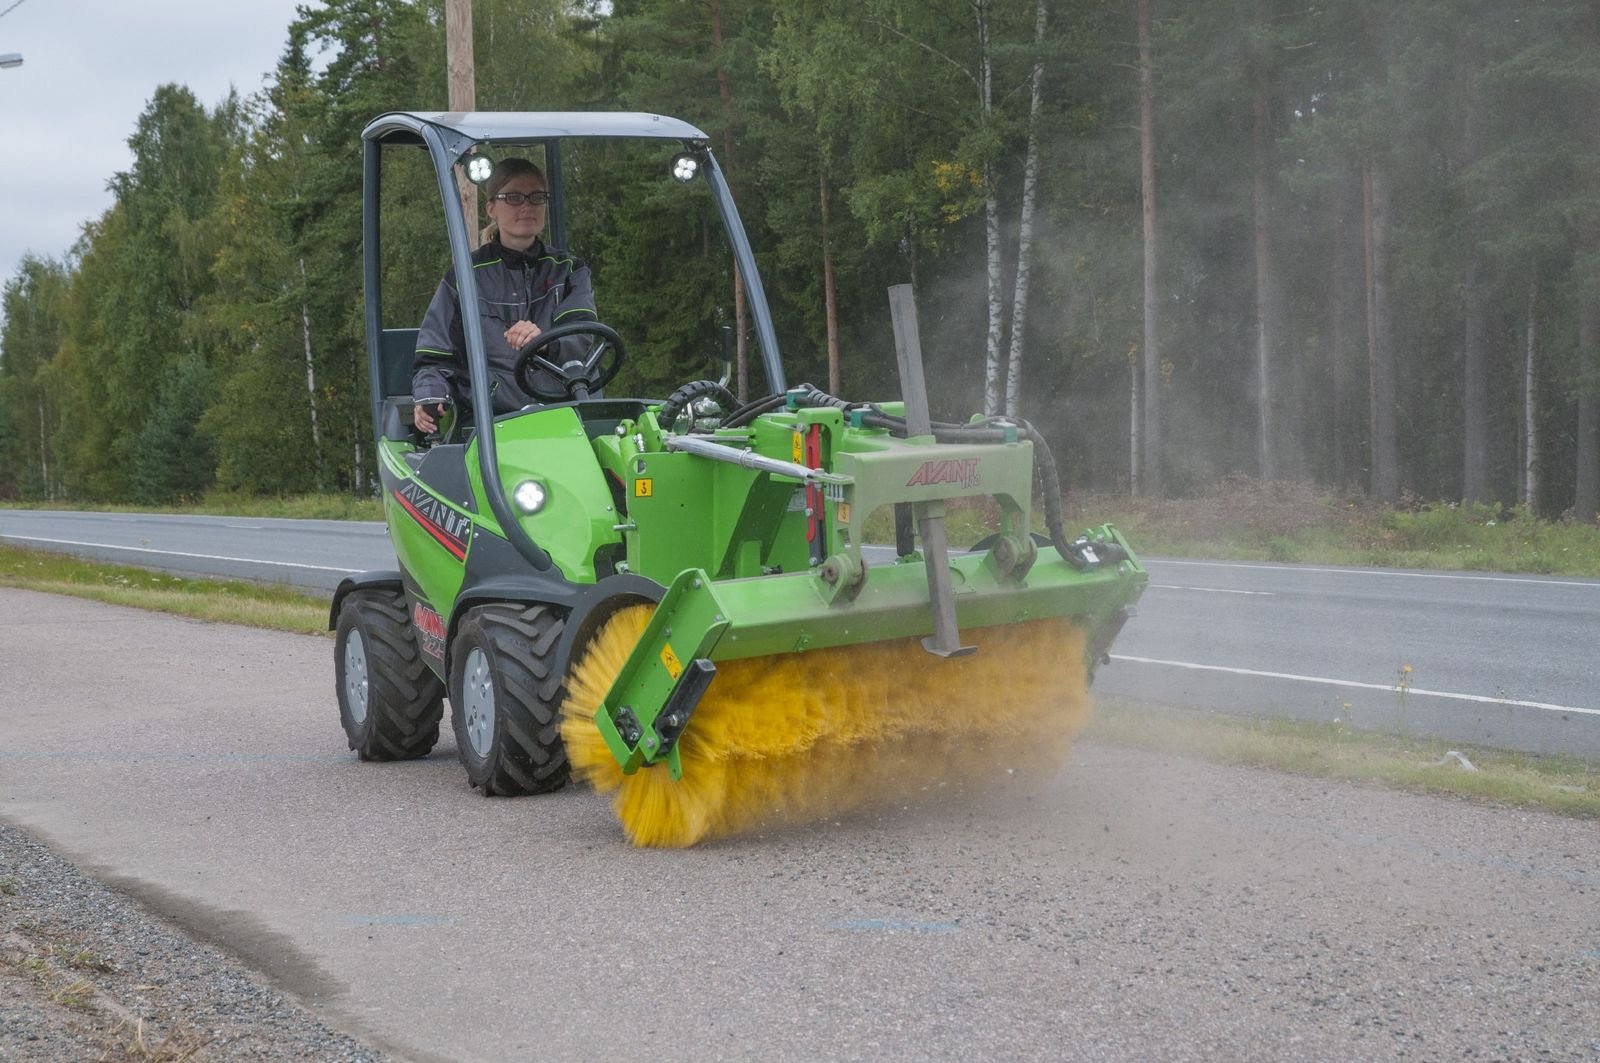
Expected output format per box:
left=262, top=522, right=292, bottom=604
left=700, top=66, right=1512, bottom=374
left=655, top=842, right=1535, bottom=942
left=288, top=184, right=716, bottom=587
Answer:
left=560, top=604, right=1092, bottom=848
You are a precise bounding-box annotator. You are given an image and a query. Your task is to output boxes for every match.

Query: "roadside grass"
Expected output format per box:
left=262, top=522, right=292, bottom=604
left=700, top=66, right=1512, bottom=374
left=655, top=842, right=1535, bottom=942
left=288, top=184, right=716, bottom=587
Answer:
left=859, top=478, right=1600, bottom=577
left=0, top=491, right=383, bottom=522
left=1073, top=478, right=1600, bottom=577
left=1088, top=699, right=1600, bottom=818
left=0, top=546, right=328, bottom=634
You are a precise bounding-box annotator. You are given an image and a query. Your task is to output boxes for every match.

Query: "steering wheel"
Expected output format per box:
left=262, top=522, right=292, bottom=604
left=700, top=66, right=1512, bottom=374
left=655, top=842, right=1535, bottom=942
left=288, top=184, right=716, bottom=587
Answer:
left=513, top=321, right=627, bottom=402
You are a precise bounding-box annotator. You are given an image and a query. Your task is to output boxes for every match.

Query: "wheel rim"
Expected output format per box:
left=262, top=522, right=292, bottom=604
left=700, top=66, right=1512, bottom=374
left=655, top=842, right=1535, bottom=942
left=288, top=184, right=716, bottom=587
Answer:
left=462, top=647, right=496, bottom=759
left=343, top=628, right=370, bottom=724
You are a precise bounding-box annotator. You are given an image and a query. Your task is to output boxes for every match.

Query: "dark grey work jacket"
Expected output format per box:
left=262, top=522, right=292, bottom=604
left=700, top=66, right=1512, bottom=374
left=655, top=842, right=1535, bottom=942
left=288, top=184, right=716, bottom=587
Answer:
left=411, top=237, right=597, bottom=413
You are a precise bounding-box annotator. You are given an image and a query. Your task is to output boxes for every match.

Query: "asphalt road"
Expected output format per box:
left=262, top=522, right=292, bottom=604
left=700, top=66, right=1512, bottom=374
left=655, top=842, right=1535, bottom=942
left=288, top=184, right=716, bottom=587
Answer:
left=4, top=508, right=1597, bottom=757
left=0, top=509, right=388, bottom=592
left=3, top=589, right=1597, bottom=1061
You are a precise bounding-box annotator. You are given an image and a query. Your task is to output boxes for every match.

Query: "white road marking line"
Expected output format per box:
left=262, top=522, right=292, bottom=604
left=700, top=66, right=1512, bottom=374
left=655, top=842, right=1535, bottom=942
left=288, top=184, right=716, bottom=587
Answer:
left=1150, top=557, right=1600, bottom=589
left=1151, top=585, right=1275, bottom=596
left=0, top=535, right=351, bottom=573
left=1109, top=654, right=1600, bottom=718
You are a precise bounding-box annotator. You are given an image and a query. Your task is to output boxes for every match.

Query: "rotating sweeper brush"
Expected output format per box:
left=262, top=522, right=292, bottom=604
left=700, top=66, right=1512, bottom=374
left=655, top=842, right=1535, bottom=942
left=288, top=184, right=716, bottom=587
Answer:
left=333, top=111, right=1146, bottom=847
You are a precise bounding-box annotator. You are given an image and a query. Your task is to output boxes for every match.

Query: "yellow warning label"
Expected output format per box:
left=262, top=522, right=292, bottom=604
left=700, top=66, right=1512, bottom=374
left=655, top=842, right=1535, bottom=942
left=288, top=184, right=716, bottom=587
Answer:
left=634, top=478, right=654, bottom=498
left=791, top=431, right=804, bottom=463
left=660, top=642, right=683, bottom=680
left=836, top=501, right=852, bottom=524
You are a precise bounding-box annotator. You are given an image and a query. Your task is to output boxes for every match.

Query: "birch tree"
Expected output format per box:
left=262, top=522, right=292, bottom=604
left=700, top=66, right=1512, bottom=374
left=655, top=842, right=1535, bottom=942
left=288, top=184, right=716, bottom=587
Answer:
left=1002, top=0, right=1047, bottom=420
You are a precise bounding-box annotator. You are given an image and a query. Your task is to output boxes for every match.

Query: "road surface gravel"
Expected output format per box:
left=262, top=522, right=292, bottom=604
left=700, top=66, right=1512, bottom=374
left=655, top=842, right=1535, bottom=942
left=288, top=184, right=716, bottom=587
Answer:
left=1, top=587, right=1597, bottom=1061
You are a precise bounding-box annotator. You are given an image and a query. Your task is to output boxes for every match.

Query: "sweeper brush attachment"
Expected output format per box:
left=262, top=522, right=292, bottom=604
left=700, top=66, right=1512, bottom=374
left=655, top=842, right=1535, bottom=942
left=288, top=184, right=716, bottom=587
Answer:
left=561, top=604, right=1095, bottom=847
left=553, top=284, right=1145, bottom=847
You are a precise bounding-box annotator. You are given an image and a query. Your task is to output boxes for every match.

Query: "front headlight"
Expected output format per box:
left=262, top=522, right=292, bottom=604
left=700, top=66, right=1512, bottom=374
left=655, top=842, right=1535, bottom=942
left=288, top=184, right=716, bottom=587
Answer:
left=513, top=479, right=548, bottom=514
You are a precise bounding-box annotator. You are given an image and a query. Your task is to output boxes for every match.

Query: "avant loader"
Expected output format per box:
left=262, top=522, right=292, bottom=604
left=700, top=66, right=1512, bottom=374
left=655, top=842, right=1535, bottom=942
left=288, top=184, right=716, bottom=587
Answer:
left=331, top=111, right=1146, bottom=846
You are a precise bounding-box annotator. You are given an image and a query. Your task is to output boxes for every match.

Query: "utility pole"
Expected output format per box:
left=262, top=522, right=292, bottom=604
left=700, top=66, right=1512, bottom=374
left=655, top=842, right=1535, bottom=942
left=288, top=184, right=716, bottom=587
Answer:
left=446, top=0, right=478, bottom=248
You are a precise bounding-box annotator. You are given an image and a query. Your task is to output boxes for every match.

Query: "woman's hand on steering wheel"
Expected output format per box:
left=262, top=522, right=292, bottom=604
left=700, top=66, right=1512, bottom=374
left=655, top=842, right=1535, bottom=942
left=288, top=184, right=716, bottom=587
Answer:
left=513, top=320, right=627, bottom=402
left=504, top=320, right=541, bottom=350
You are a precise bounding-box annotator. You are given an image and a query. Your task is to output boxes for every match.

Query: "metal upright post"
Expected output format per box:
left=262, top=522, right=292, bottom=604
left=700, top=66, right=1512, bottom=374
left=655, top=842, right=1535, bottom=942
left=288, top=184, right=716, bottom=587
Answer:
left=887, top=284, right=974, bottom=659
left=445, top=0, right=479, bottom=249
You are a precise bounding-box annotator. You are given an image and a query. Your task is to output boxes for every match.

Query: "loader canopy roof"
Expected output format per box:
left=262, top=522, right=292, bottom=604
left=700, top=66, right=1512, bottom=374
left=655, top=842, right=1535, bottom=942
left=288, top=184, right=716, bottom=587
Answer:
left=362, top=111, right=711, bottom=149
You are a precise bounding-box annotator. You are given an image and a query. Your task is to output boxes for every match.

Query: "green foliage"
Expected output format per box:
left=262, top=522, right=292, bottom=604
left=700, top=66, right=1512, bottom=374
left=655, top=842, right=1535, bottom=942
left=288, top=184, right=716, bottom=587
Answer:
left=0, top=255, right=68, bottom=499
left=130, top=354, right=216, bottom=505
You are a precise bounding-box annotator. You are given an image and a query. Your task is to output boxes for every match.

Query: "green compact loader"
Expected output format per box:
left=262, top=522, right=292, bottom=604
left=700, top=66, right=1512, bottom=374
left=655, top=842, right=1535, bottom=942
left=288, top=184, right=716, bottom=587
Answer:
left=332, top=111, right=1146, bottom=846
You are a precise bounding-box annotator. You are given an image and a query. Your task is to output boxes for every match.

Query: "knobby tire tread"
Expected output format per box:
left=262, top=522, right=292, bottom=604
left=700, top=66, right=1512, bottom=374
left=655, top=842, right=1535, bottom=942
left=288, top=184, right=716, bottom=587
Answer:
left=455, top=603, right=570, bottom=796
left=339, top=591, right=445, bottom=761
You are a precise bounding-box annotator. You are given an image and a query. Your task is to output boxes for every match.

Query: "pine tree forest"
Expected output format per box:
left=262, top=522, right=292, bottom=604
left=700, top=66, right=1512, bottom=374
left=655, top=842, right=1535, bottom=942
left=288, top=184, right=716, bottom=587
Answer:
left=3, top=0, right=1599, bottom=521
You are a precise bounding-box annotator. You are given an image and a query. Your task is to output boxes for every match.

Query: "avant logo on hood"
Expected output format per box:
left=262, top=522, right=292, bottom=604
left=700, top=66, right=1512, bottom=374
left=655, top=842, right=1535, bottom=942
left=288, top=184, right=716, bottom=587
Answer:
left=395, top=481, right=471, bottom=560
left=905, top=458, right=981, bottom=489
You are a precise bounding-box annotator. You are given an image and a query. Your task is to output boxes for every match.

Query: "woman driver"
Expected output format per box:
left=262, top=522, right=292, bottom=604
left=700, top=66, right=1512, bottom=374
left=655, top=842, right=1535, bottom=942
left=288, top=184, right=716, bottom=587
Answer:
left=411, top=157, right=597, bottom=434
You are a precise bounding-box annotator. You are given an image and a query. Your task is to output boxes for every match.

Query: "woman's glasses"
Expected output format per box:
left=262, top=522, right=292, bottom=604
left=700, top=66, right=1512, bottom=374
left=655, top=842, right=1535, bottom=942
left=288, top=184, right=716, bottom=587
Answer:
left=491, top=191, right=551, bottom=207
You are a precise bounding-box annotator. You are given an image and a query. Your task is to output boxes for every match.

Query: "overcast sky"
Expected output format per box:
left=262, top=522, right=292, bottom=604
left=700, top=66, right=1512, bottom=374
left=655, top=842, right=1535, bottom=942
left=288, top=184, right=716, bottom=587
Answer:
left=0, top=0, right=306, bottom=306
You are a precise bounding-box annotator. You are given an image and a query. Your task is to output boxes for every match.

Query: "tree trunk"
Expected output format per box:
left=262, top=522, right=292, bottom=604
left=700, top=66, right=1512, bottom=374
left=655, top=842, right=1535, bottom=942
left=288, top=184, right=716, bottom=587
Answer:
left=821, top=169, right=841, bottom=394
left=1461, top=256, right=1490, bottom=503
left=1522, top=272, right=1539, bottom=510
left=37, top=392, right=49, bottom=500
left=709, top=0, right=750, bottom=401
left=1138, top=0, right=1162, bottom=496
left=1251, top=66, right=1276, bottom=481
left=298, top=258, right=324, bottom=485
left=1459, top=46, right=1490, bottom=504
left=1573, top=3, right=1600, bottom=521
left=1364, top=160, right=1399, bottom=502
left=1329, top=168, right=1357, bottom=486
left=1576, top=270, right=1600, bottom=521
left=1130, top=353, right=1141, bottom=494
left=446, top=0, right=478, bottom=249
left=1003, top=0, right=1047, bottom=420
left=976, top=0, right=1004, bottom=417
left=346, top=293, right=364, bottom=494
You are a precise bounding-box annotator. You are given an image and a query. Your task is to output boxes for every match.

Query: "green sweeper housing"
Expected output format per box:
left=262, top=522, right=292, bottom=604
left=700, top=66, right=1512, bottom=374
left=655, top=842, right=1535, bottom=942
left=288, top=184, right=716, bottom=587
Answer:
left=330, top=111, right=1146, bottom=846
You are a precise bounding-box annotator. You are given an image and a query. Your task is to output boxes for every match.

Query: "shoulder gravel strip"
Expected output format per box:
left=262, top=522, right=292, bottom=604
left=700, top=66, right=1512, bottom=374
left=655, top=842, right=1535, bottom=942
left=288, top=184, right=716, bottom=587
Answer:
left=0, top=821, right=387, bottom=1062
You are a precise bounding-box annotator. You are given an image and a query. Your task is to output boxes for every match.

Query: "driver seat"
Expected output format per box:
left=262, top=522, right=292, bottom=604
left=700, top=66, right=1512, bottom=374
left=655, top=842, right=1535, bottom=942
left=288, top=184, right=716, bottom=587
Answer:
left=376, top=329, right=490, bottom=443
left=378, top=327, right=423, bottom=442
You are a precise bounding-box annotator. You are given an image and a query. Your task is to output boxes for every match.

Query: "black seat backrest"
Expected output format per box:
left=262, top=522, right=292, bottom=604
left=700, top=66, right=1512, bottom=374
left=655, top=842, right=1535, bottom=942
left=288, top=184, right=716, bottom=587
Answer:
left=378, top=328, right=419, bottom=442
left=380, top=328, right=418, bottom=398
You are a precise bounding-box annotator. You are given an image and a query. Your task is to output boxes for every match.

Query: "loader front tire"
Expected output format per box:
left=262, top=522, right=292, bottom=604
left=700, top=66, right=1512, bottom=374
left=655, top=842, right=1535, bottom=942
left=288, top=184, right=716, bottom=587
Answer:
left=336, top=590, right=445, bottom=760
left=449, top=603, right=570, bottom=796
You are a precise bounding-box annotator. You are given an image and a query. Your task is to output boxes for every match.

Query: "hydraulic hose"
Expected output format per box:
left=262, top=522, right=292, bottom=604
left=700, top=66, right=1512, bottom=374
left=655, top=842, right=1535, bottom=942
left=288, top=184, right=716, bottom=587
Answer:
left=722, top=392, right=787, bottom=429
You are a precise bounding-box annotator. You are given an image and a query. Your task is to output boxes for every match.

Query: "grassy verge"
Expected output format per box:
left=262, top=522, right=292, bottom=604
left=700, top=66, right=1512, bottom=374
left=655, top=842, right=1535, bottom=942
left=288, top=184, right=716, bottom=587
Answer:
left=0, top=546, right=329, bottom=634
left=1075, top=478, right=1600, bottom=577
left=1087, top=699, right=1600, bottom=818
left=0, top=491, right=383, bottom=522
left=861, top=478, right=1600, bottom=577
